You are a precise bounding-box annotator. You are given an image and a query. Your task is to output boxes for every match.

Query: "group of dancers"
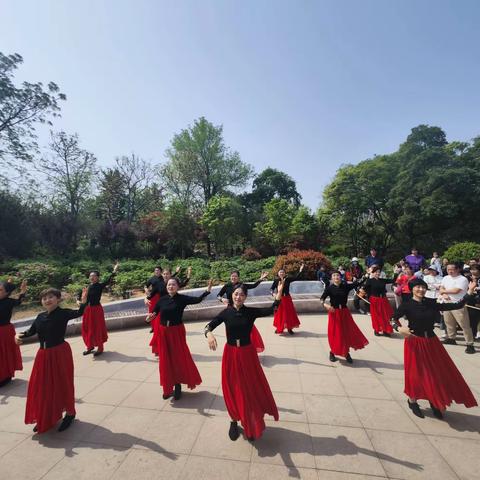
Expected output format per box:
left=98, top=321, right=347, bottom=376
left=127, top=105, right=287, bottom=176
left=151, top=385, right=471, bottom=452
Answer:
left=0, top=259, right=478, bottom=441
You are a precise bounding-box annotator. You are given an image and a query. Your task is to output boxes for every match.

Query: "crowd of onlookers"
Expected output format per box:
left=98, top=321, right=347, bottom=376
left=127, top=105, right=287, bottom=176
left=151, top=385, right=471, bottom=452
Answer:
left=316, top=248, right=480, bottom=351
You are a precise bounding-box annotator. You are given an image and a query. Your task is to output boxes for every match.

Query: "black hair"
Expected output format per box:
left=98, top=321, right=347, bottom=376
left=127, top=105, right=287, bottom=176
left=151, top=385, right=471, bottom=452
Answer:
left=232, top=283, right=248, bottom=295
left=167, top=277, right=181, bottom=286
left=39, top=288, right=62, bottom=299
left=90, top=270, right=100, bottom=277
left=0, top=281, right=16, bottom=296
left=371, top=266, right=381, bottom=273
left=231, top=270, right=240, bottom=276
left=408, top=278, right=427, bottom=290
left=154, top=265, right=163, bottom=271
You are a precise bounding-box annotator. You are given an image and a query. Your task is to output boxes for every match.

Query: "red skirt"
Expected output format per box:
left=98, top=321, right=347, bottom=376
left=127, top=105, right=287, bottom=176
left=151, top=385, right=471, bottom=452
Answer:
left=404, top=335, right=477, bottom=410
left=148, top=293, right=161, bottom=314
left=149, top=312, right=161, bottom=355
left=369, top=296, right=393, bottom=333
left=158, top=323, right=201, bottom=396
left=250, top=325, right=265, bottom=353
left=25, top=342, right=75, bottom=433
left=0, top=323, right=22, bottom=379
left=328, top=307, right=369, bottom=357
left=273, top=295, right=300, bottom=332
left=81, top=304, right=108, bottom=349
left=222, top=343, right=278, bottom=439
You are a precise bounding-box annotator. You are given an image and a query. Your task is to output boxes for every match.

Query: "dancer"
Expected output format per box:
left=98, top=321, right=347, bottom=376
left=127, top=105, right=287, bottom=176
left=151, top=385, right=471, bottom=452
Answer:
left=205, top=281, right=284, bottom=441
left=271, top=262, right=304, bottom=334
left=217, top=270, right=269, bottom=352
left=146, top=277, right=212, bottom=400
left=320, top=272, right=368, bottom=363
left=363, top=266, right=394, bottom=336
left=147, top=266, right=191, bottom=355
left=393, top=278, right=477, bottom=418
left=16, top=287, right=88, bottom=433
left=82, top=262, right=119, bottom=357
left=0, top=280, right=27, bottom=387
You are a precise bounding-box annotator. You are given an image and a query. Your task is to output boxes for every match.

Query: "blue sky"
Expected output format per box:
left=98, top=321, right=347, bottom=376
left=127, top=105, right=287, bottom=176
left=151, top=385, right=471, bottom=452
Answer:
left=1, top=0, right=479, bottom=209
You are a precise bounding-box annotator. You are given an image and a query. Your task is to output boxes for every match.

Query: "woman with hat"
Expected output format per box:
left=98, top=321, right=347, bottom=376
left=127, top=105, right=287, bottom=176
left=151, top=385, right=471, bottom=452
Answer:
left=393, top=278, right=477, bottom=419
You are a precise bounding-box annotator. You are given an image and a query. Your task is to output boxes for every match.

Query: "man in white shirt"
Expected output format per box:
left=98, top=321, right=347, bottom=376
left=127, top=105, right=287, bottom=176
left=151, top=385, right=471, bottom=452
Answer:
left=440, top=263, right=475, bottom=353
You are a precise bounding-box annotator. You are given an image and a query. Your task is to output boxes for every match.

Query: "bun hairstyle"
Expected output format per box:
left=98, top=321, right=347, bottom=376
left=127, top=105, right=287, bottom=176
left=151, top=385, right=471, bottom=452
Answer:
left=0, top=281, right=16, bottom=296
left=233, top=283, right=248, bottom=296
left=168, top=277, right=181, bottom=287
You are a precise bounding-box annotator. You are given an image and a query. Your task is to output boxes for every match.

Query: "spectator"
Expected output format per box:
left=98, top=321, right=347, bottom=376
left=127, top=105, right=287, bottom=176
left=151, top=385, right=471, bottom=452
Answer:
left=338, top=265, right=346, bottom=281
left=424, top=265, right=443, bottom=327
left=467, top=267, right=480, bottom=341
left=396, top=265, right=416, bottom=303
left=440, top=263, right=475, bottom=354
left=316, top=265, right=330, bottom=288
left=430, top=252, right=442, bottom=276
left=405, top=248, right=426, bottom=273
left=345, top=257, right=363, bottom=282
left=441, top=258, right=449, bottom=277
left=365, top=248, right=384, bottom=270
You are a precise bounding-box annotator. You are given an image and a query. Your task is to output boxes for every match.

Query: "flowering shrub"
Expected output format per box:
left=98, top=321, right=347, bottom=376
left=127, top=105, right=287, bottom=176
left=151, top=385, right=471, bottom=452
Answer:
left=272, top=250, right=332, bottom=280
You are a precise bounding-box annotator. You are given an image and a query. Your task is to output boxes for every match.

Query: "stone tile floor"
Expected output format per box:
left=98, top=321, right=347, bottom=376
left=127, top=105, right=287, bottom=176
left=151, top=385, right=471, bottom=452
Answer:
left=1, top=313, right=479, bottom=479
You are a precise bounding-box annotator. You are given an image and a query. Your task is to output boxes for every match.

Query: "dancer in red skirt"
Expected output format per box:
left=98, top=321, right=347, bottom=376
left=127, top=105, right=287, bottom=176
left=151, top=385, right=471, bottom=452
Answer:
left=217, top=270, right=269, bottom=352
left=0, top=280, right=27, bottom=387
left=146, top=266, right=191, bottom=356
left=363, top=266, right=394, bottom=336
left=16, top=287, right=88, bottom=433
left=271, top=262, right=304, bottom=334
left=205, top=282, right=284, bottom=442
left=393, top=278, right=477, bottom=419
left=320, top=272, right=368, bottom=363
left=146, top=277, right=211, bottom=400
left=82, top=262, right=119, bottom=357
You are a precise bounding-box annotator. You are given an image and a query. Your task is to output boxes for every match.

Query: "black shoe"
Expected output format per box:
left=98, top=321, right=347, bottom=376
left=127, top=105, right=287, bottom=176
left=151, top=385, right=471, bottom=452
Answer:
left=407, top=400, right=424, bottom=418
left=83, top=348, right=94, bottom=356
left=288, top=329, right=294, bottom=335
left=383, top=333, right=391, bottom=338
left=58, top=414, right=75, bottom=432
left=150, top=328, right=154, bottom=333
left=429, top=403, right=444, bottom=419
left=33, top=425, right=38, bottom=433
left=0, top=377, right=12, bottom=387
left=229, top=421, right=240, bottom=441
left=174, top=383, right=182, bottom=400
left=93, top=350, right=104, bottom=357
left=346, top=354, right=353, bottom=364
left=465, top=345, right=475, bottom=354
left=329, top=352, right=337, bottom=362
left=442, top=338, right=457, bottom=345
left=162, top=392, right=173, bottom=400
left=374, top=331, right=380, bottom=336
left=247, top=437, right=255, bottom=442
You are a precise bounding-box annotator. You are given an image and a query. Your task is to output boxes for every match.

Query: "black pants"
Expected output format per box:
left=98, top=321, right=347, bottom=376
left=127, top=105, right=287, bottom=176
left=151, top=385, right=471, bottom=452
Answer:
left=469, top=306, right=480, bottom=338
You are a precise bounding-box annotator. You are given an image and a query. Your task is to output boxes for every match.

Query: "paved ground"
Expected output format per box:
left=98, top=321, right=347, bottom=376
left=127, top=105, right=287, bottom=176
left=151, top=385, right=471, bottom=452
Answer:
left=1, top=313, right=479, bottom=480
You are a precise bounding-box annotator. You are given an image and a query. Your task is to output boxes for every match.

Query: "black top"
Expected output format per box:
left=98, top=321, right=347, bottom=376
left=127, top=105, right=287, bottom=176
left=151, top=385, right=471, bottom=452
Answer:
left=0, top=294, right=25, bottom=326
left=364, top=278, right=392, bottom=297
left=153, top=291, right=210, bottom=326
left=205, top=300, right=280, bottom=346
left=21, top=304, right=86, bottom=348
left=393, top=296, right=469, bottom=337
left=271, top=271, right=302, bottom=296
left=321, top=282, right=357, bottom=308
left=217, top=280, right=262, bottom=305
left=86, top=274, right=115, bottom=306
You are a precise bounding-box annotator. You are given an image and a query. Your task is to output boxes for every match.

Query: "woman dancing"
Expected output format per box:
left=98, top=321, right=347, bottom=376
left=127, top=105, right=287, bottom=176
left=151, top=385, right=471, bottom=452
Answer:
left=271, top=263, right=304, bottom=334
left=205, top=281, right=284, bottom=441
left=320, top=272, right=368, bottom=363
left=146, top=277, right=211, bottom=400
left=82, top=262, right=119, bottom=357
left=217, top=270, right=269, bottom=352
left=393, top=278, right=477, bottom=418
left=0, top=280, right=27, bottom=387
left=16, top=287, right=88, bottom=433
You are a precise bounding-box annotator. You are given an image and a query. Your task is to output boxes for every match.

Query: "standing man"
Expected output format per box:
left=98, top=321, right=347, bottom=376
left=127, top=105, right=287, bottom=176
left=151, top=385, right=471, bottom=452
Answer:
left=405, top=248, right=426, bottom=273
left=440, top=263, right=475, bottom=354
left=365, top=248, right=384, bottom=271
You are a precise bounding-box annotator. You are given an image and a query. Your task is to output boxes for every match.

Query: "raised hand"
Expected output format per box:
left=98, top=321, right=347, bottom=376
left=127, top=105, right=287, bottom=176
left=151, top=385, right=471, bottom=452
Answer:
left=80, top=287, right=88, bottom=304
left=260, top=271, right=269, bottom=281
left=206, top=279, right=213, bottom=292
left=20, top=280, right=28, bottom=294
left=175, top=265, right=181, bottom=273
left=113, top=262, right=120, bottom=273
left=187, top=266, right=192, bottom=278
left=299, top=262, right=305, bottom=272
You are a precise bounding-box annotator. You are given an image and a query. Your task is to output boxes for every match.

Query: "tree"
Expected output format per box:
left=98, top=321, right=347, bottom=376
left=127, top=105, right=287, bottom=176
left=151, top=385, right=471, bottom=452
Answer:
left=251, top=167, right=302, bottom=207
left=201, top=195, right=245, bottom=257
left=0, top=52, right=66, bottom=185
left=38, top=131, right=97, bottom=250
left=163, top=117, right=254, bottom=207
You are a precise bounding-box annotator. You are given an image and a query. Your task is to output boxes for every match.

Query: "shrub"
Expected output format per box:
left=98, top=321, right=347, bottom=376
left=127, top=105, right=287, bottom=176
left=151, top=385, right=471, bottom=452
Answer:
left=443, top=242, right=480, bottom=264
left=272, top=250, right=332, bottom=280
left=242, top=247, right=262, bottom=261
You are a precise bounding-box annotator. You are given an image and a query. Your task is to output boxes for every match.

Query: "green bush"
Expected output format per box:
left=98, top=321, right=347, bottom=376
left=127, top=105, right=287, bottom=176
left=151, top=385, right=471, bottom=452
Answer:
left=443, top=242, right=480, bottom=264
